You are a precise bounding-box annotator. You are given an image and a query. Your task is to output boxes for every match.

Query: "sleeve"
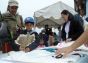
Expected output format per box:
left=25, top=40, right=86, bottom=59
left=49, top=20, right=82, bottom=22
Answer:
left=19, top=15, right=24, bottom=27
left=27, top=32, right=40, bottom=50
left=71, top=21, right=84, bottom=40
left=0, top=11, right=2, bottom=22
left=17, top=15, right=24, bottom=28
left=1, top=13, right=13, bottom=22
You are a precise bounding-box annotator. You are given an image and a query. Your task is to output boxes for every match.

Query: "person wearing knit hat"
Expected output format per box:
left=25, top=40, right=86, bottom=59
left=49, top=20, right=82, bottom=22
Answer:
left=1, top=0, right=23, bottom=52
left=7, top=0, right=18, bottom=15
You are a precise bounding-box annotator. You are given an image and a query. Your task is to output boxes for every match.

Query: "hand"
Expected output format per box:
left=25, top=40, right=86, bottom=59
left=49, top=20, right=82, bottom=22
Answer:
left=84, top=41, right=88, bottom=47
left=56, top=46, right=73, bottom=57
left=65, top=38, right=72, bottom=42
left=25, top=47, right=31, bottom=52
left=19, top=46, right=25, bottom=51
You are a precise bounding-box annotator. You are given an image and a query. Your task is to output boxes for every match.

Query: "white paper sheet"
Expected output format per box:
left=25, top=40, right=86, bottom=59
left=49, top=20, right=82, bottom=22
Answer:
left=1, top=42, right=88, bottom=63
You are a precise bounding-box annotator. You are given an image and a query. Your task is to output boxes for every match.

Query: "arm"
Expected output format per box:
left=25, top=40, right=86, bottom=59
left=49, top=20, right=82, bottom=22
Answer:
left=25, top=32, right=40, bottom=52
left=19, top=15, right=24, bottom=28
left=0, top=11, right=2, bottom=22
left=70, top=29, right=88, bottom=50
left=56, top=29, right=88, bottom=57
left=17, top=15, right=24, bottom=28
left=26, top=41, right=39, bottom=51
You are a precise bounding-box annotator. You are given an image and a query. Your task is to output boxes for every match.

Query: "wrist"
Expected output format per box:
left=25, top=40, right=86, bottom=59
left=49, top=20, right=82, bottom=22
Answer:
left=69, top=45, right=75, bottom=52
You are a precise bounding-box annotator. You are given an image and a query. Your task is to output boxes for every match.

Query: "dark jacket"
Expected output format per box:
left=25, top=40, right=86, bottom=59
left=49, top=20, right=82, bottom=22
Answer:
left=18, top=29, right=40, bottom=51
left=74, top=14, right=84, bottom=27
left=39, top=32, right=49, bottom=47
left=61, top=19, right=84, bottom=41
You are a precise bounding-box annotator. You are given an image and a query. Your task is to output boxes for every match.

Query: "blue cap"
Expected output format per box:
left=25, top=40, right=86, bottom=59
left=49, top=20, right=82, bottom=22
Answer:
left=24, top=17, right=34, bottom=25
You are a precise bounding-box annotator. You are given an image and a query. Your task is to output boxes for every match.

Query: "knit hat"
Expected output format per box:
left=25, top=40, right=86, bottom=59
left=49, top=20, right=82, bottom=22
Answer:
left=8, top=0, right=18, bottom=6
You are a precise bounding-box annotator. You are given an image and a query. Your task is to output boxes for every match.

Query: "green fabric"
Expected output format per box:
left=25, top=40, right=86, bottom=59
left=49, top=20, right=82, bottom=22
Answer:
left=0, top=11, right=2, bottom=21
left=1, top=11, right=21, bottom=39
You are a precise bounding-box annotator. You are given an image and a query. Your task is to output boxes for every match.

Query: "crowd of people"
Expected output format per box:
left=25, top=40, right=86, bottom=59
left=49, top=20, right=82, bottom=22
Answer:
left=0, top=0, right=88, bottom=62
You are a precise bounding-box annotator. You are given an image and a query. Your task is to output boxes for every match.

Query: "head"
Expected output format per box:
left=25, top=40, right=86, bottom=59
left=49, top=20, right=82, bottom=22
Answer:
left=61, top=10, right=73, bottom=22
left=8, top=0, right=18, bottom=15
left=45, top=24, right=49, bottom=29
left=79, top=9, right=85, bottom=17
left=58, top=26, right=61, bottom=30
left=40, top=39, right=44, bottom=45
left=24, top=17, right=35, bottom=30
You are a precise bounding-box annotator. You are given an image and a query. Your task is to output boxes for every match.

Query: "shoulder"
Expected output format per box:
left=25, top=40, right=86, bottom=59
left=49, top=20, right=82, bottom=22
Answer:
left=71, top=19, right=80, bottom=25
left=19, top=29, right=27, bottom=34
left=17, top=14, right=22, bottom=18
left=73, top=14, right=83, bottom=21
left=2, top=12, right=12, bottom=20
left=16, top=13, right=22, bottom=17
left=2, top=11, right=10, bottom=16
left=31, top=30, right=38, bottom=35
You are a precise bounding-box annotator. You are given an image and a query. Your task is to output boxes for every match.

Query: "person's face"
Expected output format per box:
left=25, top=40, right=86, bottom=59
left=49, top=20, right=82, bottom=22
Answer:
left=9, top=6, right=18, bottom=15
left=25, top=23, right=34, bottom=30
left=40, top=40, right=44, bottom=45
left=80, top=10, right=84, bottom=16
left=61, top=14, right=69, bottom=22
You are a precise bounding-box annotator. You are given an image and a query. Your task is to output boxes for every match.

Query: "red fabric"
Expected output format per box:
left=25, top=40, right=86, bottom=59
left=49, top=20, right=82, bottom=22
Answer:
left=37, top=45, right=45, bottom=48
left=2, top=42, right=12, bottom=53
left=49, top=35, right=54, bottom=46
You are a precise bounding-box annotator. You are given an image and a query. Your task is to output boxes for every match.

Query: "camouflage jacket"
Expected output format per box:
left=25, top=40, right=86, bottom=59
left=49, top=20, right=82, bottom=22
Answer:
left=1, top=11, right=23, bottom=39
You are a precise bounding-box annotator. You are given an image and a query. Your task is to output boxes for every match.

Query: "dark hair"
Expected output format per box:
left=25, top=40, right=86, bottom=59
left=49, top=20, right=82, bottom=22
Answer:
left=25, top=22, right=34, bottom=25
left=61, top=10, right=74, bottom=21
left=45, top=24, right=49, bottom=29
left=58, top=26, right=61, bottom=30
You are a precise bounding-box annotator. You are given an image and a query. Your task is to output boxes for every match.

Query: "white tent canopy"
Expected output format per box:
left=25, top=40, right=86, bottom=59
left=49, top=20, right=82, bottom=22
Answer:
left=34, top=1, right=77, bottom=28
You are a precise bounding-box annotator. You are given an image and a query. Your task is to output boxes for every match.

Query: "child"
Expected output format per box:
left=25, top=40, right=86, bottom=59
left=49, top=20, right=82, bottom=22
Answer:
left=16, top=17, right=40, bottom=52
left=37, top=39, right=45, bottom=48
